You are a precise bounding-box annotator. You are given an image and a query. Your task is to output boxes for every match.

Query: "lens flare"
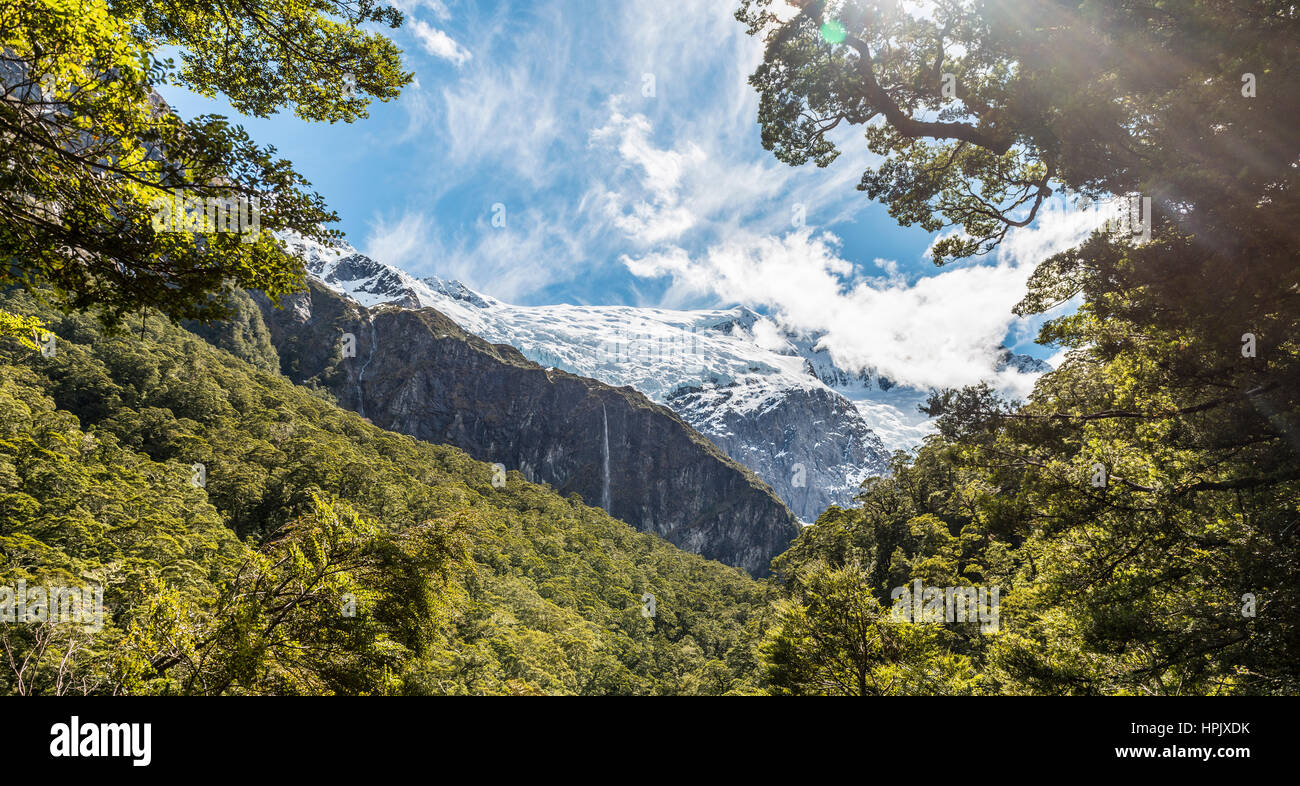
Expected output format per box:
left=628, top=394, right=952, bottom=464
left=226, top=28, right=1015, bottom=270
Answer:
left=819, top=19, right=846, bottom=44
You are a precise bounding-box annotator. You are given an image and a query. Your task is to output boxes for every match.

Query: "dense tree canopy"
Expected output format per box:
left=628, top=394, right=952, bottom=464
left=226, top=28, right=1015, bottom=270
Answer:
left=113, top=0, right=409, bottom=123
left=0, top=0, right=411, bottom=328
left=0, top=289, right=773, bottom=695
left=746, top=0, right=1299, bottom=694
left=739, top=0, right=1299, bottom=263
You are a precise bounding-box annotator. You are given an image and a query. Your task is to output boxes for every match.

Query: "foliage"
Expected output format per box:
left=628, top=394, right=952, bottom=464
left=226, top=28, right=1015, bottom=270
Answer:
left=114, top=0, right=410, bottom=122
left=0, top=0, right=411, bottom=328
left=737, top=0, right=1299, bottom=264
left=761, top=560, right=980, bottom=695
left=0, top=290, right=773, bottom=695
left=744, top=1, right=1298, bottom=694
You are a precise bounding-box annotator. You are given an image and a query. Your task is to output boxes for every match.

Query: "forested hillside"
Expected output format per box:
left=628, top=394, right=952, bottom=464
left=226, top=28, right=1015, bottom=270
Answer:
left=252, top=281, right=801, bottom=576
left=0, top=290, right=770, bottom=695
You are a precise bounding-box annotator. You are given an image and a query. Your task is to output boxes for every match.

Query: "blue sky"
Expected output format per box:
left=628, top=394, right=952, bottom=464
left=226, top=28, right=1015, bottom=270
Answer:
left=160, top=0, right=1098, bottom=391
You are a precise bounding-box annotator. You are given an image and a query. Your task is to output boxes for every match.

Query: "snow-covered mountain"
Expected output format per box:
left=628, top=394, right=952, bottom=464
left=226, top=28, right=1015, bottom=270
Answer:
left=282, top=234, right=1049, bottom=522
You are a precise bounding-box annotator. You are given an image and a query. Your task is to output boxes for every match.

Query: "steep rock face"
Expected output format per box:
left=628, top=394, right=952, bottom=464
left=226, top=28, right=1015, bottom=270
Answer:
left=254, top=282, right=800, bottom=575
left=279, top=235, right=895, bottom=519
left=276, top=234, right=1054, bottom=522
left=668, top=383, right=887, bottom=522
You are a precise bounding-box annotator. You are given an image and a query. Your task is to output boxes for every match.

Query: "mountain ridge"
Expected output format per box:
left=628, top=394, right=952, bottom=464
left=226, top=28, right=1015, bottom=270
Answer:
left=281, top=233, right=1050, bottom=522
left=253, top=280, right=801, bottom=575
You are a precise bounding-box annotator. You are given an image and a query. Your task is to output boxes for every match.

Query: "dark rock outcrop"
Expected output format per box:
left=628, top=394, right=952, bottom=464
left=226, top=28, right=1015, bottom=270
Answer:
left=254, top=282, right=800, bottom=575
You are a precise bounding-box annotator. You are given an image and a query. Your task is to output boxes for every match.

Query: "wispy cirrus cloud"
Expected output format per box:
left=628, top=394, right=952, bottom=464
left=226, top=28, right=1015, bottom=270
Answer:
left=394, top=0, right=451, bottom=21
left=348, top=0, right=1095, bottom=389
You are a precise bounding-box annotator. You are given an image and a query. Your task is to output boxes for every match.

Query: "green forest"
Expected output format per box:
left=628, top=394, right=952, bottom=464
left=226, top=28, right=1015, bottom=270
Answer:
left=1, top=0, right=1296, bottom=694
left=0, top=289, right=770, bottom=694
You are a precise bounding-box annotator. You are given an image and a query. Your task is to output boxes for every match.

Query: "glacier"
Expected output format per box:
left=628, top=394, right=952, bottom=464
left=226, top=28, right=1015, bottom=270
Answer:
left=280, top=233, right=1049, bottom=523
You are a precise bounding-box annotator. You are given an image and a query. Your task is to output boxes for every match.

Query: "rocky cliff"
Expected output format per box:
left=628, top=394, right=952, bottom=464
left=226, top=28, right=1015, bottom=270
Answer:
left=667, top=383, right=885, bottom=522
left=276, top=233, right=1053, bottom=523
left=254, top=282, right=800, bottom=575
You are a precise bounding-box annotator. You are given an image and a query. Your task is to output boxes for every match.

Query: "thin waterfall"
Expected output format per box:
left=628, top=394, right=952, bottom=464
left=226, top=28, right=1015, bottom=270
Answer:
left=356, top=313, right=376, bottom=419
left=601, top=404, right=612, bottom=510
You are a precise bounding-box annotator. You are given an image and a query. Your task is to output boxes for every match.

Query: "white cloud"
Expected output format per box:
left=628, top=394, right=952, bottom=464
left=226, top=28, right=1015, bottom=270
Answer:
left=437, top=63, right=566, bottom=184
left=410, top=19, right=471, bottom=66
left=587, top=98, right=868, bottom=253
left=362, top=210, right=432, bottom=272
left=385, top=0, right=872, bottom=302
left=390, top=0, right=451, bottom=21
left=590, top=109, right=707, bottom=244
left=368, top=0, right=1102, bottom=386
left=623, top=199, right=1106, bottom=394
left=363, top=202, right=599, bottom=304
left=750, top=317, right=793, bottom=353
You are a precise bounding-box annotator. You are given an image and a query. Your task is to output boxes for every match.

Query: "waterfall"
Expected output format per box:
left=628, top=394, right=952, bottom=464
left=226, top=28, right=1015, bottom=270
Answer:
left=601, top=404, right=612, bottom=511
left=356, top=313, right=376, bottom=419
